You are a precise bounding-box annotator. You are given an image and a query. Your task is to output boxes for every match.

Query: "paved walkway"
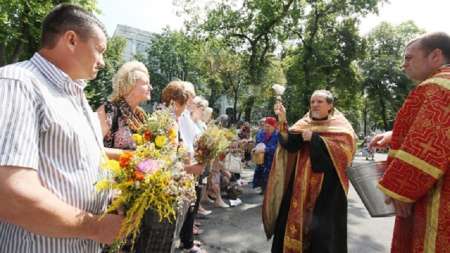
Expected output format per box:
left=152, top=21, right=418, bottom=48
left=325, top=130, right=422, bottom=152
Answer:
left=187, top=153, right=394, bottom=253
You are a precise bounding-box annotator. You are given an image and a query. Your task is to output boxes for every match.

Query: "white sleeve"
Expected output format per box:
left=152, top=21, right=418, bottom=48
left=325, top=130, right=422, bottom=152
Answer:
left=0, top=79, right=40, bottom=170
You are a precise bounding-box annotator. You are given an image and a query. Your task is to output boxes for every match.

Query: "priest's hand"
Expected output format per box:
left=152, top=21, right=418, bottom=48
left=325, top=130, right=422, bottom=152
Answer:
left=369, top=131, right=392, bottom=150
left=302, top=130, right=313, bottom=141
left=274, top=101, right=286, bottom=123
left=385, top=197, right=413, bottom=218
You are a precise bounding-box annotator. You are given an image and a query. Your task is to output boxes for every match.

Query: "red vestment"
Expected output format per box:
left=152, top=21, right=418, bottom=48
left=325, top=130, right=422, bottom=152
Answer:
left=378, top=66, right=450, bottom=253
left=263, top=110, right=356, bottom=253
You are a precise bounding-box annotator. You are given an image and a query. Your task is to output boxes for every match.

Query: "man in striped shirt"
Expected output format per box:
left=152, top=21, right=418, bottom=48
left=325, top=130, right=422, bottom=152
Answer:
left=0, top=4, right=123, bottom=253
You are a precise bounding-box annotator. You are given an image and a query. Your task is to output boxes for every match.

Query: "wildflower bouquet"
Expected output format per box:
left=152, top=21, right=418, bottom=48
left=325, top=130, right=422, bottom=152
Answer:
left=96, top=108, right=196, bottom=252
left=194, top=124, right=235, bottom=164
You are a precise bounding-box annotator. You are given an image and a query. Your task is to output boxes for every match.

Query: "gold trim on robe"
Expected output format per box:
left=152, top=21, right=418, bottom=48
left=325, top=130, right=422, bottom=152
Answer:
left=388, top=149, right=444, bottom=179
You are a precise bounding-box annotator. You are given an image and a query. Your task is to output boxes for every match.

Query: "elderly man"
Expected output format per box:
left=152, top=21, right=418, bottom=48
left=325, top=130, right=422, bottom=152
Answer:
left=370, top=32, right=450, bottom=253
left=264, top=90, right=356, bottom=253
left=0, top=4, right=122, bottom=253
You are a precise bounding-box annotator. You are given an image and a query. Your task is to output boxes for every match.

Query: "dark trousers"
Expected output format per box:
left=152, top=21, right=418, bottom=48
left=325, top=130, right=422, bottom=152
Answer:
left=180, top=182, right=202, bottom=249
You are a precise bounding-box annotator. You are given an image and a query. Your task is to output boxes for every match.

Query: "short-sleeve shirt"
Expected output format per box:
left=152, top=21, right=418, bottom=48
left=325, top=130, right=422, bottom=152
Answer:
left=0, top=53, right=109, bottom=253
left=178, top=110, right=201, bottom=155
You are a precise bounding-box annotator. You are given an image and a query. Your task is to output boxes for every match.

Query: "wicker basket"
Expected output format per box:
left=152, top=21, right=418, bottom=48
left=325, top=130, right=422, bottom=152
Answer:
left=133, top=202, right=189, bottom=253
left=252, top=151, right=265, bottom=165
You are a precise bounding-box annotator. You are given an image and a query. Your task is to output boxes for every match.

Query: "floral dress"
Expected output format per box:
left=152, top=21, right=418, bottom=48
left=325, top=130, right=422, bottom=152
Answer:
left=102, top=99, right=146, bottom=150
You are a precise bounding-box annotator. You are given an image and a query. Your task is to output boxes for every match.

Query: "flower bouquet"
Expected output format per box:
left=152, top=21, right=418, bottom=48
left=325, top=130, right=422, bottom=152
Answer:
left=194, top=124, right=235, bottom=165
left=96, top=108, right=196, bottom=252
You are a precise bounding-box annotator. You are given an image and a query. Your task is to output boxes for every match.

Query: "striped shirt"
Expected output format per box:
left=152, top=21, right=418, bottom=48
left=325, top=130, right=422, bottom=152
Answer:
left=0, top=53, right=109, bottom=253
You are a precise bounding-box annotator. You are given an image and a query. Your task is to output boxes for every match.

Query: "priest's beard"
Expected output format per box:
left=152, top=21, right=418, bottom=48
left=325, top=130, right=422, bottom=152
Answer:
left=310, top=111, right=321, bottom=119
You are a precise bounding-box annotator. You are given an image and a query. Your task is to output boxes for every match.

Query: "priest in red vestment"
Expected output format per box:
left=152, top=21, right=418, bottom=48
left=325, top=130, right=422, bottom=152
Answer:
left=370, top=32, right=450, bottom=253
left=263, top=90, right=356, bottom=253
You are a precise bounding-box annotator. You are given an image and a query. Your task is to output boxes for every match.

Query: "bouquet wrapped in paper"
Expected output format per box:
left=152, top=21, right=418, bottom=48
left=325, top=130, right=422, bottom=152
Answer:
left=96, top=108, right=196, bottom=252
left=194, top=124, right=235, bottom=164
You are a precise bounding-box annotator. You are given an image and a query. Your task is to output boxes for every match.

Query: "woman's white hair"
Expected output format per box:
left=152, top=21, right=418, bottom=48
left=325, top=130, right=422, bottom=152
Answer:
left=193, top=96, right=209, bottom=108
left=181, top=81, right=196, bottom=97
left=110, top=61, right=149, bottom=102
left=202, top=107, right=213, bottom=122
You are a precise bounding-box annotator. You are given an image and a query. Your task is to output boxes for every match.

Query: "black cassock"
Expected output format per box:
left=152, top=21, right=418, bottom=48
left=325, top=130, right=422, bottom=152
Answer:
left=271, top=132, right=347, bottom=253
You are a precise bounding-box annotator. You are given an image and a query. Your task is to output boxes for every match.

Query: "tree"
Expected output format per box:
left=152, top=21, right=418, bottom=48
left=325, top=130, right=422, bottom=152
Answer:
left=178, top=0, right=301, bottom=121
left=274, top=0, right=384, bottom=133
left=0, top=0, right=97, bottom=66
left=360, top=21, right=423, bottom=132
left=193, top=38, right=247, bottom=122
left=144, top=29, right=201, bottom=104
left=177, top=0, right=383, bottom=124
left=85, top=36, right=127, bottom=109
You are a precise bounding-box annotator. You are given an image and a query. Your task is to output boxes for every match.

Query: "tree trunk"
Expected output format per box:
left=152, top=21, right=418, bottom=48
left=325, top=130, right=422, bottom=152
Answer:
left=208, top=79, right=219, bottom=111
left=232, top=83, right=240, bottom=124
left=302, top=63, right=313, bottom=109
left=0, top=43, right=6, bottom=67
left=244, top=96, right=255, bottom=122
left=379, top=95, right=388, bottom=131
left=363, top=97, right=368, bottom=136
left=10, top=42, right=24, bottom=63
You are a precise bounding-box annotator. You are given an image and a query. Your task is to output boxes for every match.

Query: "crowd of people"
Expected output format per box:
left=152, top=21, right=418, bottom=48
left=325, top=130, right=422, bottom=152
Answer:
left=0, top=3, right=448, bottom=253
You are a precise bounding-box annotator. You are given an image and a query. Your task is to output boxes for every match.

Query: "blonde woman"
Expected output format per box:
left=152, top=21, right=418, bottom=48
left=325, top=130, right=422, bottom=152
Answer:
left=97, top=61, right=152, bottom=159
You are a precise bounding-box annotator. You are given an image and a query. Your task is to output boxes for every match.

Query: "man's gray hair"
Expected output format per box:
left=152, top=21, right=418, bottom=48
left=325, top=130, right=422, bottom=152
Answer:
left=311, top=89, right=334, bottom=104
left=311, top=89, right=335, bottom=115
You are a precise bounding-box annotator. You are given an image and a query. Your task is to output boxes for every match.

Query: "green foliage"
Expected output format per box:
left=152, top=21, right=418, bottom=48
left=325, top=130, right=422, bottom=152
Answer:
left=170, top=0, right=422, bottom=131
left=360, top=21, right=423, bottom=131
left=180, top=0, right=301, bottom=121
left=144, top=29, right=200, bottom=104
left=193, top=38, right=246, bottom=121
left=0, top=0, right=97, bottom=66
left=85, top=36, right=127, bottom=109
left=176, top=0, right=384, bottom=125
left=282, top=0, right=381, bottom=131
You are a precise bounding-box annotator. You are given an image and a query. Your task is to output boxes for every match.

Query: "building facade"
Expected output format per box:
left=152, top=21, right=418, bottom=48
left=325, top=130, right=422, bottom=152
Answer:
left=113, top=24, right=154, bottom=61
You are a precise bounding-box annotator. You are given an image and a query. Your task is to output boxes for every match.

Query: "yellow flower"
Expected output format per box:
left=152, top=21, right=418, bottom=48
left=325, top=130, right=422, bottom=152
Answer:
left=168, top=128, right=177, bottom=140
left=108, top=160, right=122, bottom=175
left=132, top=134, right=144, bottom=145
left=101, top=159, right=122, bottom=175
left=155, top=135, right=167, bottom=148
left=95, top=179, right=111, bottom=191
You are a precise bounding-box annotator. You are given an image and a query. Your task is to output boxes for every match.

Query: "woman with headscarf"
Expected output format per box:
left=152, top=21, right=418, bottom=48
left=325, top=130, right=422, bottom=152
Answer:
left=252, top=116, right=279, bottom=193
